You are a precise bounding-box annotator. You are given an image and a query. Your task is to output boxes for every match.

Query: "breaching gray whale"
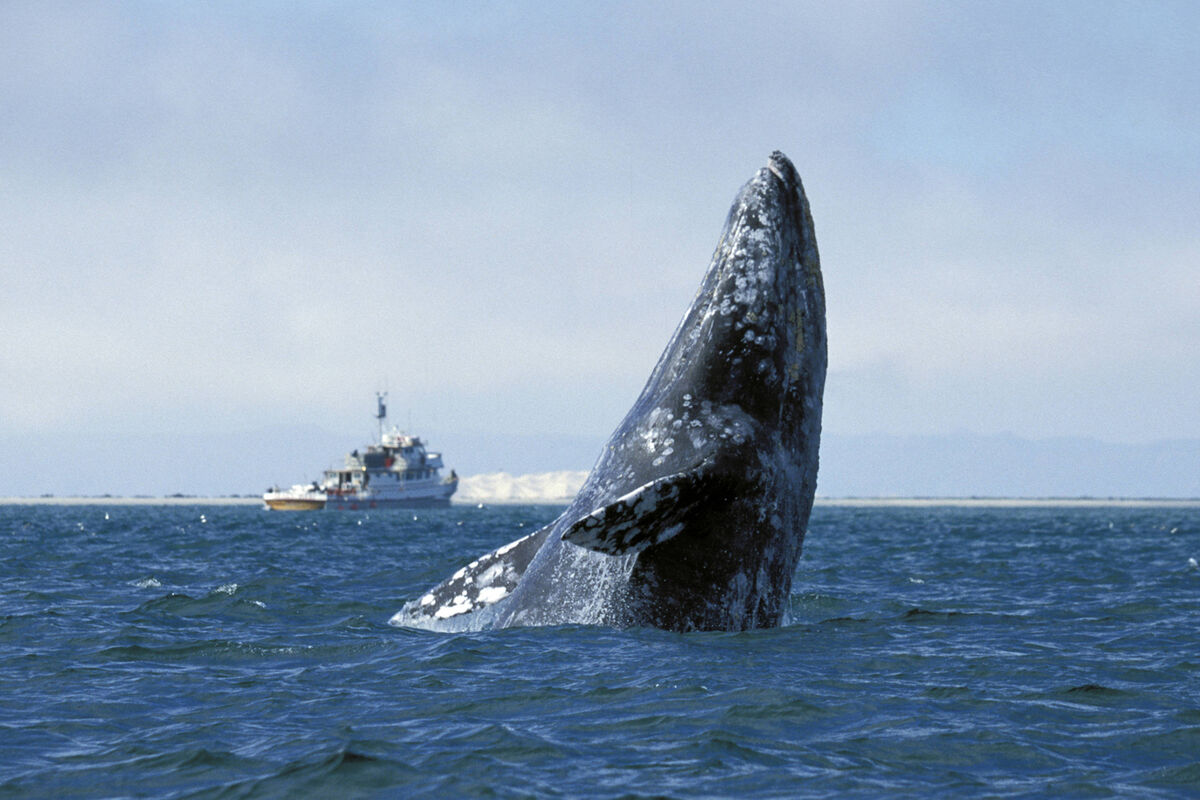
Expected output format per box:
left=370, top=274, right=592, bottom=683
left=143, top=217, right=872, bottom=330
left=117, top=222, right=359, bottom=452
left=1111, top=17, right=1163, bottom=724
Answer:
left=390, top=151, right=826, bottom=632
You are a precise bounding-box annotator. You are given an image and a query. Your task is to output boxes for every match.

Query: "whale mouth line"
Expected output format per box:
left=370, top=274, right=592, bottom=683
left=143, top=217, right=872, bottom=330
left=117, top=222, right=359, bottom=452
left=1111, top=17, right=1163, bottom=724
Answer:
left=767, top=162, right=786, bottom=182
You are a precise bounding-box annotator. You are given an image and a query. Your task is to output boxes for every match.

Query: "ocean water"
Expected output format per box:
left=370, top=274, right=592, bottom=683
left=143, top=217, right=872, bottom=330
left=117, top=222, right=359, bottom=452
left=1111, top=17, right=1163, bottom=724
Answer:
left=1, top=502, right=1198, bottom=799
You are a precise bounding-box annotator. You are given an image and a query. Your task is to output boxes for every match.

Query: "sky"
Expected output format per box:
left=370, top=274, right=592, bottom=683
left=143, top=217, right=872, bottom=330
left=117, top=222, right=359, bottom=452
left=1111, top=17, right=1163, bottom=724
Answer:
left=3, top=1, right=1198, bottom=480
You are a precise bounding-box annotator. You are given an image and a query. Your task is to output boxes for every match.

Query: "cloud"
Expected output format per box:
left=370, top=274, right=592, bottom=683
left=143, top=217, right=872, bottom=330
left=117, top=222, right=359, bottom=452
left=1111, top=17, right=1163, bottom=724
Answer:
left=1, top=2, right=1198, bottom=450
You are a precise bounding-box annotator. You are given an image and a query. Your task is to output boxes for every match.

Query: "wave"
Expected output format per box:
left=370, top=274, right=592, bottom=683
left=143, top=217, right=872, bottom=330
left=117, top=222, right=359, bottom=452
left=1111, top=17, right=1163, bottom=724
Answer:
left=128, top=590, right=268, bottom=620
left=188, top=746, right=418, bottom=799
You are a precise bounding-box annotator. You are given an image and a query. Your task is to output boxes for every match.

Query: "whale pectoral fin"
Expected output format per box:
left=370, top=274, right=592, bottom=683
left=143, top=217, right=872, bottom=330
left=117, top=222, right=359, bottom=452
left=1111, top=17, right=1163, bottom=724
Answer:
left=390, top=525, right=551, bottom=627
left=561, top=470, right=714, bottom=556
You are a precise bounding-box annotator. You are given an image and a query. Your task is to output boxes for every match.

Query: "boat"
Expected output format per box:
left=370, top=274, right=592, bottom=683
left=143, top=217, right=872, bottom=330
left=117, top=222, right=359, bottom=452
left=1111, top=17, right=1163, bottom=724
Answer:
left=263, top=483, right=327, bottom=511
left=262, top=393, right=458, bottom=511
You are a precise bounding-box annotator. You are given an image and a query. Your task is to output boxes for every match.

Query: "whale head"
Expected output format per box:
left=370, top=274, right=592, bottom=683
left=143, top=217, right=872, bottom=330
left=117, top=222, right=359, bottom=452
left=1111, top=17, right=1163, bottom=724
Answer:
left=607, top=150, right=825, bottom=478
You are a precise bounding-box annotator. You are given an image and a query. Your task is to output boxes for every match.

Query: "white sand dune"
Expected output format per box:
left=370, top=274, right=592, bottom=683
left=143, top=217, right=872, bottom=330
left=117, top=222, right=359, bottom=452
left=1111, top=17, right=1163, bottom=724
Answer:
left=455, top=471, right=588, bottom=504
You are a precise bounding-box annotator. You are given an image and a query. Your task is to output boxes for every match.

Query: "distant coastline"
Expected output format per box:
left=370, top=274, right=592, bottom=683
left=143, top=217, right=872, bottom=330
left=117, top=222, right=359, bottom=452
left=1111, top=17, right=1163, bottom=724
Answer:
left=0, top=496, right=264, bottom=506
left=4, top=470, right=1199, bottom=508
left=7, top=431, right=1198, bottom=499
left=3, top=495, right=1199, bottom=509
left=814, top=497, right=1200, bottom=508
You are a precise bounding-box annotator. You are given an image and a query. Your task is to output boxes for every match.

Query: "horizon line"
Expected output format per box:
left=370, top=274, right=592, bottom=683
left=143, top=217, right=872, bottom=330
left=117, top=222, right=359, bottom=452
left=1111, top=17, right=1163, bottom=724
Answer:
left=3, top=496, right=1199, bottom=508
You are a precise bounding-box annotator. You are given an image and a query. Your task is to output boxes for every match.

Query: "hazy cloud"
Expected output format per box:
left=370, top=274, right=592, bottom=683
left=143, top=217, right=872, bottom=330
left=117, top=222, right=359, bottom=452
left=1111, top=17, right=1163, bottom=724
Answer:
left=2, top=1, right=1197, bottom=449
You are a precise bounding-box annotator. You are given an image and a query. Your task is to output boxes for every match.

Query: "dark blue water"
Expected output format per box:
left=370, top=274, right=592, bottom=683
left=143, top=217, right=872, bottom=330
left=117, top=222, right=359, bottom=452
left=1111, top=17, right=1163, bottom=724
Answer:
left=2, top=502, right=1198, bottom=798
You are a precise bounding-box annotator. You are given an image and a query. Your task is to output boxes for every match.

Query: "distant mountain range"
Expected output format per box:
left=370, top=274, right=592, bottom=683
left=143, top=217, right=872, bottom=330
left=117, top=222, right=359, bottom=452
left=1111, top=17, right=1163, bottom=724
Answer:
left=2, top=428, right=1197, bottom=499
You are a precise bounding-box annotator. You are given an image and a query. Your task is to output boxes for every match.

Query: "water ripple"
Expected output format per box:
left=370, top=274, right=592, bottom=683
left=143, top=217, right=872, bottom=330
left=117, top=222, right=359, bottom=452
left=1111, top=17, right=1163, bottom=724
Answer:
left=1, top=503, right=1198, bottom=797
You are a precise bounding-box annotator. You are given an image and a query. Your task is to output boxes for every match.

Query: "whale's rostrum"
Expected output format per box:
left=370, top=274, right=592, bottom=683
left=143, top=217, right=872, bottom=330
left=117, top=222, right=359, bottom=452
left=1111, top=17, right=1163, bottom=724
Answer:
left=390, top=151, right=825, bottom=632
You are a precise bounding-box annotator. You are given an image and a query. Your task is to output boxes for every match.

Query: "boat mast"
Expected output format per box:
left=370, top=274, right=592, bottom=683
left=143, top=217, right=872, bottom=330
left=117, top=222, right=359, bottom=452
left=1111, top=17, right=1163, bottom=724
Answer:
left=376, top=391, right=388, bottom=443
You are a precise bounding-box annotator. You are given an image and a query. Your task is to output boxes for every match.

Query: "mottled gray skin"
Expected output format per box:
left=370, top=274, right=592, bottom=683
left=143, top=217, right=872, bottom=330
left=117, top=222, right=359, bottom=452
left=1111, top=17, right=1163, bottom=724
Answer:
left=391, top=151, right=825, bottom=633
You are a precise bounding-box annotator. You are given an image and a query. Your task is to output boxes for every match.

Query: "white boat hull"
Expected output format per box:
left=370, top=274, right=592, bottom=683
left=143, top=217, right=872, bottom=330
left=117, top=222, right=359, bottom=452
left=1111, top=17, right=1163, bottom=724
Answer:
left=262, top=485, right=327, bottom=511
left=325, top=477, right=458, bottom=510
